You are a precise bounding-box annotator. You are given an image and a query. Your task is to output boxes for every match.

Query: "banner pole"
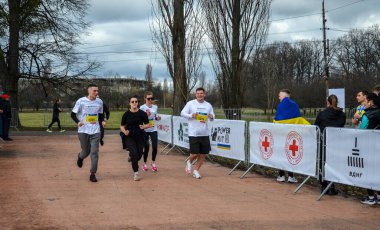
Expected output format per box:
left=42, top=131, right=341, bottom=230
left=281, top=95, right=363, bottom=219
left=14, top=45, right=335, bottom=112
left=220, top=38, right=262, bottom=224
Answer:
left=294, top=176, right=311, bottom=194
left=317, top=181, right=333, bottom=201
left=240, top=163, right=255, bottom=179
left=228, top=161, right=242, bottom=175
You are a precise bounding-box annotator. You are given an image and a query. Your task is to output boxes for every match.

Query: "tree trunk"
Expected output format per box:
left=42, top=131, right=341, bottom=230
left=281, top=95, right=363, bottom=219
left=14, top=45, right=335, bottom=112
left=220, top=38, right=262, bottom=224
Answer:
left=172, top=0, right=187, bottom=115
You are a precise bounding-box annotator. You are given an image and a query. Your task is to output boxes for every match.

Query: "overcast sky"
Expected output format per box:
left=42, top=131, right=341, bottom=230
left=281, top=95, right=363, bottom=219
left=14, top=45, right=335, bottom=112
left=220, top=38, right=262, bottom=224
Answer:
left=78, top=0, right=380, bottom=83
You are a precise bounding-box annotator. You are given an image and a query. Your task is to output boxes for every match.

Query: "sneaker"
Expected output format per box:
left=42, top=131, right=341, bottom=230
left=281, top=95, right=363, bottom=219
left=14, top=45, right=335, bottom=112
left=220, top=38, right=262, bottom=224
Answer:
left=151, top=163, right=158, bottom=172
left=60, top=129, right=66, bottom=132
left=326, top=188, right=338, bottom=196
left=46, top=129, right=52, bottom=133
left=134, top=173, right=141, bottom=181
left=276, top=175, right=285, bottom=182
left=192, top=170, right=201, bottom=179
left=89, top=174, right=97, bottom=182
left=100, top=140, right=104, bottom=146
left=142, top=163, right=148, bottom=172
left=77, top=154, right=83, bottom=168
left=185, top=160, right=192, bottom=174
left=287, top=176, right=298, bottom=183
left=361, top=196, right=376, bottom=205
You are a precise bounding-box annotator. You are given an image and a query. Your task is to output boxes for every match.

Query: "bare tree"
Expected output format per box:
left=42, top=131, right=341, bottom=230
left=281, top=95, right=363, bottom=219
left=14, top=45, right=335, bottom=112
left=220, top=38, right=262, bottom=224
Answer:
left=145, top=63, right=153, bottom=91
left=201, top=0, right=271, bottom=118
left=0, top=0, right=99, bottom=110
left=150, top=0, right=204, bottom=115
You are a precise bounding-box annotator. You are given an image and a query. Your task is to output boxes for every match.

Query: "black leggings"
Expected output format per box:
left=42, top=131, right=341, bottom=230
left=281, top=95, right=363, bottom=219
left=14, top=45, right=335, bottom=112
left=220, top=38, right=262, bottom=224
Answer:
left=124, top=136, right=144, bottom=172
left=279, top=170, right=294, bottom=177
left=144, top=131, right=158, bottom=163
left=48, top=117, right=61, bottom=129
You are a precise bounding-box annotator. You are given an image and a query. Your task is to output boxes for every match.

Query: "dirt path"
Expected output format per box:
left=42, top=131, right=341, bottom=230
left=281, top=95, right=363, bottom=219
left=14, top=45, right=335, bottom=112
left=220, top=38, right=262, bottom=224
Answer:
left=0, top=134, right=379, bottom=230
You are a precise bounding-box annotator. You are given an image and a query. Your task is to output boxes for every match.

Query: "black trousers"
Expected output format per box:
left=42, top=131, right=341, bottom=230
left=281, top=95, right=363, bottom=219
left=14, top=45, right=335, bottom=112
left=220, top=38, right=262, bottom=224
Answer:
left=124, top=136, right=144, bottom=172
left=279, top=170, right=294, bottom=177
left=48, top=117, right=61, bottom=130
left=100, top=124, right=105, bottom=142
left=2, top=118, right=10, bottom=139
left=143, top=131, right=158, bottom=163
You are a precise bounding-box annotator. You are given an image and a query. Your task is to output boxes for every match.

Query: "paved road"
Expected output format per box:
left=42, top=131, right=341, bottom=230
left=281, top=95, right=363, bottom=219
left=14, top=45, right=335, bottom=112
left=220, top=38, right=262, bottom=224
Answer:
left=0, top=134, right=379, bottom=230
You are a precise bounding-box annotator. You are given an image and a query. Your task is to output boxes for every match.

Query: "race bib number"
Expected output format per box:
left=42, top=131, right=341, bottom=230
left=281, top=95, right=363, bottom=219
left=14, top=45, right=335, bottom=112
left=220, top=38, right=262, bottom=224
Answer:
left=149, top=119, right=155, bottom=127
left=196, top=113, right=208, bottom=123
left=85, top=114, right=98, bottom=124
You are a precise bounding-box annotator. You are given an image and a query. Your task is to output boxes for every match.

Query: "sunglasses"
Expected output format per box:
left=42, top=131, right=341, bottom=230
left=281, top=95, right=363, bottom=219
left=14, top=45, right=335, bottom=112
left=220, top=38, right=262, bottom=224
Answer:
left=130, top=100, right=138, bottom=103
left=146, top=97, right=154, bottom=100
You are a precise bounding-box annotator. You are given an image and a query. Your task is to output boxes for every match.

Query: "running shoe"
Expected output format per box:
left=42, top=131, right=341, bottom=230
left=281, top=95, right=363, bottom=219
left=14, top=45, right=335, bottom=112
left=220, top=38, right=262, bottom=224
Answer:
left=185, top=160, right=192, bottom=174
left=134, top=173, right=141, bottom=181
left=276, top=175, right=285, bottom=182
left=77, top=154, right=83, bottom=168
left=151, top=163, right=158, bottom=172
left=361, top=196, right=376, bottom=205
left=192, top=170, right=201, bottom=179
left=287, top=176, right=298, bottom=183
left=60, top=129, right=66, bottom=132
left=142, top=163, right=148, bottom=171
left=89, top=174, right=97, bottom=182
left=46, top=129, right=52, bottom=133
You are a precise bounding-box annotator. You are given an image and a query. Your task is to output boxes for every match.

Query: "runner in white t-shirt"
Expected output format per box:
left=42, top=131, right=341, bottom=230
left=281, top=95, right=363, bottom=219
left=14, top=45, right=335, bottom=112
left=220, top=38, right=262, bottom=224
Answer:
left=181, top=87, right=215, bottom=179
left=71, top=84, right=106, bottom=182
left=139, top=91, right=161, bottom=172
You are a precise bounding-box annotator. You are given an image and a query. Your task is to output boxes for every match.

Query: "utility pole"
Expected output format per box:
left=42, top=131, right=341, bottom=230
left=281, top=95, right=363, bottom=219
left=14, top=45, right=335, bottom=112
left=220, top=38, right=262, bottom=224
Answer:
left=322, top=0, right=329, bottom=97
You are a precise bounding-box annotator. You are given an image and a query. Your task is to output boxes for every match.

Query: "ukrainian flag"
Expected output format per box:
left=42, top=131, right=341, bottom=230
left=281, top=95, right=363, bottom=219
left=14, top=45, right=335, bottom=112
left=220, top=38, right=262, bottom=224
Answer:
left=273, top=97, right=310, bottom=125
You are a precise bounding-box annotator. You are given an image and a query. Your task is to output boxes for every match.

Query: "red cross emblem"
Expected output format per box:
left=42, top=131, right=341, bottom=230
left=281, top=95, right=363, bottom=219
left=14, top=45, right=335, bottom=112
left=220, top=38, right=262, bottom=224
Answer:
left=285, top=131, right=303, bottom=165
left=259, top=129, right=274, bottom=160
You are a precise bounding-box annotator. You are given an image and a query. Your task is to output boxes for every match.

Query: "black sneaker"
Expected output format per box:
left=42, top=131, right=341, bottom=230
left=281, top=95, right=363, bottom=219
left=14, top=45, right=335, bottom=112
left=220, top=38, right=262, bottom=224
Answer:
left=77, top=154, right=83, bottom=168
left=327, top=188, right=338, bottom=196
left=100, top=140, right=104, bottom=146
left=89, top=174, right=97, bottom=182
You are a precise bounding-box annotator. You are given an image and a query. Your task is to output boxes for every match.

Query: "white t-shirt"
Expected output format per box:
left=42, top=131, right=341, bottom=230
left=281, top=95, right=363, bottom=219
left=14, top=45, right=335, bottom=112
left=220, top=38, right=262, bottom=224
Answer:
left=139, top=104, right=158, bottom=132
left=72, top=97, right=103, bottom=134
left=180, top=99, right=215, bottom=137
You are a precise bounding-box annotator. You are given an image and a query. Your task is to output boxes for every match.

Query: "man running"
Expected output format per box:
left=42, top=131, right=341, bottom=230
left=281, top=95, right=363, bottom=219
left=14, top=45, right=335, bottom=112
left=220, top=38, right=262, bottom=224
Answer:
left=71, top=84, right=106, bottom=182
left=181, top=87, right=215, bottom=179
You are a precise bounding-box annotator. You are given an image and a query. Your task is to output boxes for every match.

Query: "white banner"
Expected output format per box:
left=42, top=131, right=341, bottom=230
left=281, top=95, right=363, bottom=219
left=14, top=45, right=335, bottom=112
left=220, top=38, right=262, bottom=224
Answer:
left=249, top=122, right=318, bottom=177
left=325, top=128, right=380, bottom=191
left=210, top=119, right=246, bottom=161
left=156, top=114, right=172, bottom=144
left=172, top=116, right=190, bottom=149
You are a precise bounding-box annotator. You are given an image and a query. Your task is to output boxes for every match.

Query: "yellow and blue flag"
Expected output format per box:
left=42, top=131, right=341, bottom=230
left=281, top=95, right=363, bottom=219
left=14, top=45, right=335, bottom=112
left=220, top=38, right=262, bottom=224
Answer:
left=273, top=97, right=310, bottom=125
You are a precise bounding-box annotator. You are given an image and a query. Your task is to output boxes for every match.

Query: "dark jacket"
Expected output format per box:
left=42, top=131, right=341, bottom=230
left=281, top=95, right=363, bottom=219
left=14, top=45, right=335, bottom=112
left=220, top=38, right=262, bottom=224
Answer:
left=314, top=107, right=346, bottom=132
left=2, top=100, right=11, bottom=119
left=364, top=106, right=380, bottom=129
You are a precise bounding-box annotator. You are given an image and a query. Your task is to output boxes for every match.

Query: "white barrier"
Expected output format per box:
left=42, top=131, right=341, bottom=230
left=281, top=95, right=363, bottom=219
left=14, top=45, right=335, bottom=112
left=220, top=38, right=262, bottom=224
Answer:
left=172, top=116, right=190, bottom=149
left=324, top=127, right=380, bottom=191
left=156, top=114, right=172, bottom=144
left=248, top=122, right=318, bottom=177
left=209, top=119, right=246, bottom=161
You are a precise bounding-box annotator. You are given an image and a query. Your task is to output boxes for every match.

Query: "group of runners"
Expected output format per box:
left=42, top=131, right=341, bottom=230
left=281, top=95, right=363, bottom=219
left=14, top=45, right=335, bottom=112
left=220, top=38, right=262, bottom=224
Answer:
left=71, top=84, right=214, bottom=182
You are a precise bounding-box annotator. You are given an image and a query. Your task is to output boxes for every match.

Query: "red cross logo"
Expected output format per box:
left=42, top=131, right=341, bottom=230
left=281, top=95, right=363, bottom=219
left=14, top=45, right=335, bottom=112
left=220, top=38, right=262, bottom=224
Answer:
left=262, top=136, right=270, bottom=152
left=289, top=139, right=298, bottom=157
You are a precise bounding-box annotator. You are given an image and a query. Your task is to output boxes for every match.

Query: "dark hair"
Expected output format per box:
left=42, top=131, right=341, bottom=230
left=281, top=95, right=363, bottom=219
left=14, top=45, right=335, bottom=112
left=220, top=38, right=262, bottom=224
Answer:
left=358, top=90, right=369, bottom=97
left=87, top=84, right=98, bottom=89
left=129, top=95, right=139, bottom=103
left=196, top=87, right=205, bottom=93
left=366, top=93, right=379, bottom=106
left=55, top=98, right=60, bottom=103
left=279, top=89, right=291, bottom=95
left=327, top=94, right=339, bottom=110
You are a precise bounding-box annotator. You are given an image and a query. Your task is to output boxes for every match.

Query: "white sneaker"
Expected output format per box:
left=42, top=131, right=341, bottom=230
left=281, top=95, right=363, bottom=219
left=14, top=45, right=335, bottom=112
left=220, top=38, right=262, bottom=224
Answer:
left=287, top=176, right=298, bottom=183
left=46, top=129, right=52, bottom=133
left=60, top=129, right=66, bottom=132
left=192, top=170, right=201, bottom=179
left=185, top=160, right=192, bottom=174
left=133, top=173, right=141, bottom=181
left=276, top=175, right=285, bottom=182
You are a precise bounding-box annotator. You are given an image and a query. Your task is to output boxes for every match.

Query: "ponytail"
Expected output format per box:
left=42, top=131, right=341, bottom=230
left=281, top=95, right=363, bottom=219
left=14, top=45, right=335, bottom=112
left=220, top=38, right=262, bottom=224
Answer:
left=327, top=94, right=339, bottom=110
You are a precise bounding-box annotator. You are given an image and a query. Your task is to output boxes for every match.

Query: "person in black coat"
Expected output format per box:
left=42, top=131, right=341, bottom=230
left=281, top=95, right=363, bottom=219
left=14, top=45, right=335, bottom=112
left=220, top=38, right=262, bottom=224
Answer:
left=46, top=98, right=65, bottom=132
left=1, top=94, right=12, bottom=141
left=314, top=94, right=346, bottom=195
left=99, top=102, right=110, bottom=146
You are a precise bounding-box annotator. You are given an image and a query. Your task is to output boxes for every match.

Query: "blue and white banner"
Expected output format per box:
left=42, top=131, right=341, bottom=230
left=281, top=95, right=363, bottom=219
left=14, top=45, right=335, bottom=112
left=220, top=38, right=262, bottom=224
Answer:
left=249, top=122, right=318, bottom=177
left=325, top=128, right=380, bottom=191
left=209, top=119, right=246, bottom=161
left=172, top=116, right=190, bottom=149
